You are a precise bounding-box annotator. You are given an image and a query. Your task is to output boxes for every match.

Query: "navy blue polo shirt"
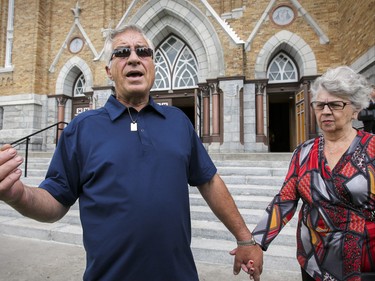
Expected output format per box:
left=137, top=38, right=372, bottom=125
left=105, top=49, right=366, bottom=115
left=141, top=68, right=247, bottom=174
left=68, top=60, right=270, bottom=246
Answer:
left=39, top=95, right=217, bottom=281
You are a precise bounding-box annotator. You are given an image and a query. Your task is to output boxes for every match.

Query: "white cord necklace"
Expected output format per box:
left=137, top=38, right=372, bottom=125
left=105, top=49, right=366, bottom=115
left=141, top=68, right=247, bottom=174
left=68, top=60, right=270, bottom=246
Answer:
left=127, top=107, right=138, bottom=131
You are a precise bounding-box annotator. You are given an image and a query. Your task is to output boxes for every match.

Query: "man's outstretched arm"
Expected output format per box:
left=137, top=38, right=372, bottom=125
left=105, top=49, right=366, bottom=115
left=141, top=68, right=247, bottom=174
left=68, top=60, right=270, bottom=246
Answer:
left=197, top=173, right=263, bottom=280
left=0, top=144, right=69, bottom=223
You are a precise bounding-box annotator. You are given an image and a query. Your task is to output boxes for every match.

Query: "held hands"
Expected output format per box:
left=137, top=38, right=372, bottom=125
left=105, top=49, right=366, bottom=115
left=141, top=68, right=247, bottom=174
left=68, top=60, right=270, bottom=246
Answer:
left=0, top=144, right=25, bottom=204
left=230, top=244, right=263, bottom=281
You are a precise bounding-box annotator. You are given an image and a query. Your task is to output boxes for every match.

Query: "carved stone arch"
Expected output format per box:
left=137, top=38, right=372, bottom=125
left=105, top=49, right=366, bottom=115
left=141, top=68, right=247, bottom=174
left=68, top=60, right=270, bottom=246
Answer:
left=125, top=0, right=225, bottom=80
left=55, top=56, right=93, bottom=96
left=255, top=30, right=317, bottom=79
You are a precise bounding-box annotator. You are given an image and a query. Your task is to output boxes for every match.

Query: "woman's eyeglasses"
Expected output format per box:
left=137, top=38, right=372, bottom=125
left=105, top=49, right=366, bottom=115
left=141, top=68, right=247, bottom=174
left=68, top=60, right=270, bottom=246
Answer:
left=310, top=101, right=352, bottom=111
left=110, top=47, right=154, bottom=62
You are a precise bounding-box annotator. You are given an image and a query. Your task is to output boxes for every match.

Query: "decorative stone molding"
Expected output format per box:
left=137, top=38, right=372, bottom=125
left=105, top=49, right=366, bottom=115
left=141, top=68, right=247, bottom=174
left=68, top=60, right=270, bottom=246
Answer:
left=51, top=94, right=71, bottom=107
left=198, top=84, right=210, bottom=98
left=0, top=76, right=13, bottom=87
left=255, top=30, right=317, bottom=79
left=49, top=2, right=98, bottom=73
left=115, top=0, right=226, bottom=79
left=255, top=82, right=266, bottom=96
left=245, top=0, right=329, bottom=51
left=55, top=56, right=93, bottom=97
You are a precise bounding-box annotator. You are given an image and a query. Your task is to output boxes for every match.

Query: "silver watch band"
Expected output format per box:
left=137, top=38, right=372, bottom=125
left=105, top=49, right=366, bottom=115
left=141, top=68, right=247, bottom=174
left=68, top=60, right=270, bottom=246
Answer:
left=237, top=236, right=257, bottom=246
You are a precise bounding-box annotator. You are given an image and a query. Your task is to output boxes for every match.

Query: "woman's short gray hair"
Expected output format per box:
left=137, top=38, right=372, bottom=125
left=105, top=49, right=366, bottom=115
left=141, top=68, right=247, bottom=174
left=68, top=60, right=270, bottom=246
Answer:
left=310, top=65, right=372, bottom=110
left=102, top=24, right=154, bottom=66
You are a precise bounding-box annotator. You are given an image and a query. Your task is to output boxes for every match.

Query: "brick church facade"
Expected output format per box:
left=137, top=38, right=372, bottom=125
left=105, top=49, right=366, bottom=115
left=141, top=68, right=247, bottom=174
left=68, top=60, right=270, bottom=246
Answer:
left=0, top=0, right=374, bottom=153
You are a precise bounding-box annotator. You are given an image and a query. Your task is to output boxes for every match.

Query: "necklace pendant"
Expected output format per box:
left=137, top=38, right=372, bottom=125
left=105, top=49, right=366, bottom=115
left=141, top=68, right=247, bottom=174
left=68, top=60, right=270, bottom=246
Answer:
left=130, top=122, right=137, bottom=131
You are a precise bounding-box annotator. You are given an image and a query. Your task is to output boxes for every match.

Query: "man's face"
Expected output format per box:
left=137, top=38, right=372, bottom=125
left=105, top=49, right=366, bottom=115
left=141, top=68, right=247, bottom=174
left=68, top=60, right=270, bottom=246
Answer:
left=106, top=29, right=155, bottom=101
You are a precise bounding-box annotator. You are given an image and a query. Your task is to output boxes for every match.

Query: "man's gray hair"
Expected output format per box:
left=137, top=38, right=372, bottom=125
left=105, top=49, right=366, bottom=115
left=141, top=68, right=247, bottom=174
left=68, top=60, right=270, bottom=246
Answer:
left=102, top=24, right=154, bottom=66
left=310, top=65, right=372, bottom=110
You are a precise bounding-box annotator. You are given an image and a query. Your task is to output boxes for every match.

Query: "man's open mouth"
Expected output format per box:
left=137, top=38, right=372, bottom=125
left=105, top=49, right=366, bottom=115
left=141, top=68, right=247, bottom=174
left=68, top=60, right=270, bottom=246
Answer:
left=126, top=71, right=143, bottom=77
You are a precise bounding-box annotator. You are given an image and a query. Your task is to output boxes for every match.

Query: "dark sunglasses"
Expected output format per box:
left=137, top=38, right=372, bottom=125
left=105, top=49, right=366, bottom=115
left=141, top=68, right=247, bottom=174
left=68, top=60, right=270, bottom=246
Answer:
left=310, top=101, right=352, bottom=111
left=110, top=47, right=153, bottom=61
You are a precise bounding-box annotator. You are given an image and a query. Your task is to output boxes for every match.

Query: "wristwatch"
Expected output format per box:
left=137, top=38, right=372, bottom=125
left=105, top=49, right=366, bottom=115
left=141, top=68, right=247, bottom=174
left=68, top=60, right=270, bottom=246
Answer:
left=237, top=236, right=257, bottom=246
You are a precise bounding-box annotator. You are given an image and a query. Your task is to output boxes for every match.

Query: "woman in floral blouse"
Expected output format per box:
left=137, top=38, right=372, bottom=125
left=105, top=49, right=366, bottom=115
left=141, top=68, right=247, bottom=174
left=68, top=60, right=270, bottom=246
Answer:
left=252, top=66, right=375, bottom=281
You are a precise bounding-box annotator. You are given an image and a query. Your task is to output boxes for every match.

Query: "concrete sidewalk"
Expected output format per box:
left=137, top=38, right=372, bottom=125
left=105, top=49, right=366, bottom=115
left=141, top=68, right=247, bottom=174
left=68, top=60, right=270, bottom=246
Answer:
left=0, top=234, right=300, bottom=281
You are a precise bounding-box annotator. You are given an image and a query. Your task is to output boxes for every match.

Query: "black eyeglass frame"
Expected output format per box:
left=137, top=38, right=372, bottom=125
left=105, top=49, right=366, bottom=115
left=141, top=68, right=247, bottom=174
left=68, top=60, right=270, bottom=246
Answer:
left=310, top=101, right=352, bottom=111
left=109, top=47, right=154, bottom=62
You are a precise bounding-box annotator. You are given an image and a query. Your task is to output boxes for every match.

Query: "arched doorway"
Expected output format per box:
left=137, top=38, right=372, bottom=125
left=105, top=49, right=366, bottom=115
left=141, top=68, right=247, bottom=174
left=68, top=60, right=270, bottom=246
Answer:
left=153, top=90, right=196, bottom=127
left=54, top=57, right=94, bottom=122
left=71, top=72, right=90, bottom=118
left=267, top=52, right=299, bottom=152
left=151, top=35, right=199, bottom=127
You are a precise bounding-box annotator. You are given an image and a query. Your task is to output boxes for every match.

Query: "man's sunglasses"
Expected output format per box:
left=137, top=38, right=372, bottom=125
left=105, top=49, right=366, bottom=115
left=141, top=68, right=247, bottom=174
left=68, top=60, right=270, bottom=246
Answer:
left=110, top=47, right=154, bottom=61
left=310, top=101, right=352, bottom=111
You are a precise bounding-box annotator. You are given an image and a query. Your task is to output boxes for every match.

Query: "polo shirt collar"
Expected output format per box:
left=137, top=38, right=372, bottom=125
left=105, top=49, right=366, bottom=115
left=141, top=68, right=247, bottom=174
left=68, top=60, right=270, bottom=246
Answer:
left=105, top=94, right=166, bottom=121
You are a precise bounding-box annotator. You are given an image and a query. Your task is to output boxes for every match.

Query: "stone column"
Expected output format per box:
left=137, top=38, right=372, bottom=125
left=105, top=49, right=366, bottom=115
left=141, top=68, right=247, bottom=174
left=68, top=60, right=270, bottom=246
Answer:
left=199, top=84, right=210, bottom=143
left=255, top=82, right=266, bottom=143
left=84, top=91, right=94, bottom=109
left=55, top=95, right=69, bottom=142
left=210, top=82, right=220, bottom=141
left=305, top=80, right=316, bottom=139
left=92, top=86, right=114, bottom=109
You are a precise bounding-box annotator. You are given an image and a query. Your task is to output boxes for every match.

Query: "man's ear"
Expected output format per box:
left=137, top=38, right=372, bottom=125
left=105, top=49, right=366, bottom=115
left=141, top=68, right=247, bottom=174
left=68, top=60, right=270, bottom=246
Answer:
left=105, top=66, right=112, bottom=80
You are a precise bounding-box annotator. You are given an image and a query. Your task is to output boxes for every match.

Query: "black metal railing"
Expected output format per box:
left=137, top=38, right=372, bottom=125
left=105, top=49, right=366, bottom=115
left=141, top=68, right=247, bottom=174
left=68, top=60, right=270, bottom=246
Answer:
left=11, top=121, right=68, bottom=177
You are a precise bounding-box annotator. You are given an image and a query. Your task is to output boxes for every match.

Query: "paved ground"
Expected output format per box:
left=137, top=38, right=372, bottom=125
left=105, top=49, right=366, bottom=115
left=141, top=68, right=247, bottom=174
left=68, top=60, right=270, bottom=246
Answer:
left=0, top=234, right=300, bottom=281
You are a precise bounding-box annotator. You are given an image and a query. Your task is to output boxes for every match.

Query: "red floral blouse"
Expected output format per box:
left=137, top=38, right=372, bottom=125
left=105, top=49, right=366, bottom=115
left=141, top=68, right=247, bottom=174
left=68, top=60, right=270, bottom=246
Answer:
left=253, top=130, right=375, bottom=281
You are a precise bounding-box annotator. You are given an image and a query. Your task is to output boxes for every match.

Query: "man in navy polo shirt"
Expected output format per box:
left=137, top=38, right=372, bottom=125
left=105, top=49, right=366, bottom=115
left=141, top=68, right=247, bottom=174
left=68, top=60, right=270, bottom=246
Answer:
left=0, top=25, right=263, bottom=280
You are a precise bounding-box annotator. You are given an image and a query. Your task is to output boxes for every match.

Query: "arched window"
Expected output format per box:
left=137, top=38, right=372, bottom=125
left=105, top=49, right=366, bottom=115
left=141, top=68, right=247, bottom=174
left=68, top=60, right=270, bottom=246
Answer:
left=73, top=73, right=86, bottom=96
left=0, top=107, right=3, bottom=130
left=267, top=52, right=298, bottom=83
left=153, top=36, right=198, bottom=91
left=2, top=0, right=15, bottom=69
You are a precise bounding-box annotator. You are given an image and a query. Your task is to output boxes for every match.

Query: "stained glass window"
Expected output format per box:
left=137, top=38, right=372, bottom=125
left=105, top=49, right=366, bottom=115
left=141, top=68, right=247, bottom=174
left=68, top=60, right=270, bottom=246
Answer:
left=267, top=52, right=298, bottom=83
left=73, top=73, right=86, bottom=96
left=153, top=36, right=198, bottom=90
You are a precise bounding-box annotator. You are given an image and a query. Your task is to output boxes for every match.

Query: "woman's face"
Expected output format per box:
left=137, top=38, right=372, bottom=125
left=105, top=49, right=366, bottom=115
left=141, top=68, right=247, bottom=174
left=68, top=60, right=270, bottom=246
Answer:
left=312, top=89, right=357, bottom=135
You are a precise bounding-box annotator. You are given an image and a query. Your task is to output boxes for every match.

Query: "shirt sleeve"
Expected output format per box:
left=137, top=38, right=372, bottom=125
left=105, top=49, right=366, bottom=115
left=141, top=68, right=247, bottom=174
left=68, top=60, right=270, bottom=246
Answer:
left=39, top=123, right=81, bottom=207
left=187, top=123, right=217, bottom=187
left=252, top=147, right=301, bottom=250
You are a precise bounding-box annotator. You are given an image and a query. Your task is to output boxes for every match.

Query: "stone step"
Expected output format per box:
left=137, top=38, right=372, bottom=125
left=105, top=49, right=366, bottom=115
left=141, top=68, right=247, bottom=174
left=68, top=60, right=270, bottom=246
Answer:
left=217, top=166, right=287, bottom=177
left=190, top=205, right=299, bottom=227
left=191, top=219, right=296, bottom=246
left=20, top=170, right=48, bottom=178
left=3, top=152, right=299, bottom=276
left=0, top=205, right=297, bottom=247
left=22, top=175, right=287, bottom=188
left=0, top=199, right=299, bottom=232
left=0, top=215, right=83, bottom=246
left=19, top=152, right=293, bottom=161
left=190, top=193, right=271, bottom=210
left=22, top=178, right=286, bottom=189
left=220, top=174, right=285, bottom=186
left=18, top=151, right=54, bottom=159
left=191, top=237, right=299, bottom=272
left=0, top=214, right=299, bottom=273
left=214, top=159, right=290, bottom=169
left=190, top=184, right=282, bottom=197
left=20, top=177, right=45, bottom=186
left=0, top=196, right=300, bottom=264
left=209, top=153, right=293, bottom=162
left=22, top=167, right=288, bottom=182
